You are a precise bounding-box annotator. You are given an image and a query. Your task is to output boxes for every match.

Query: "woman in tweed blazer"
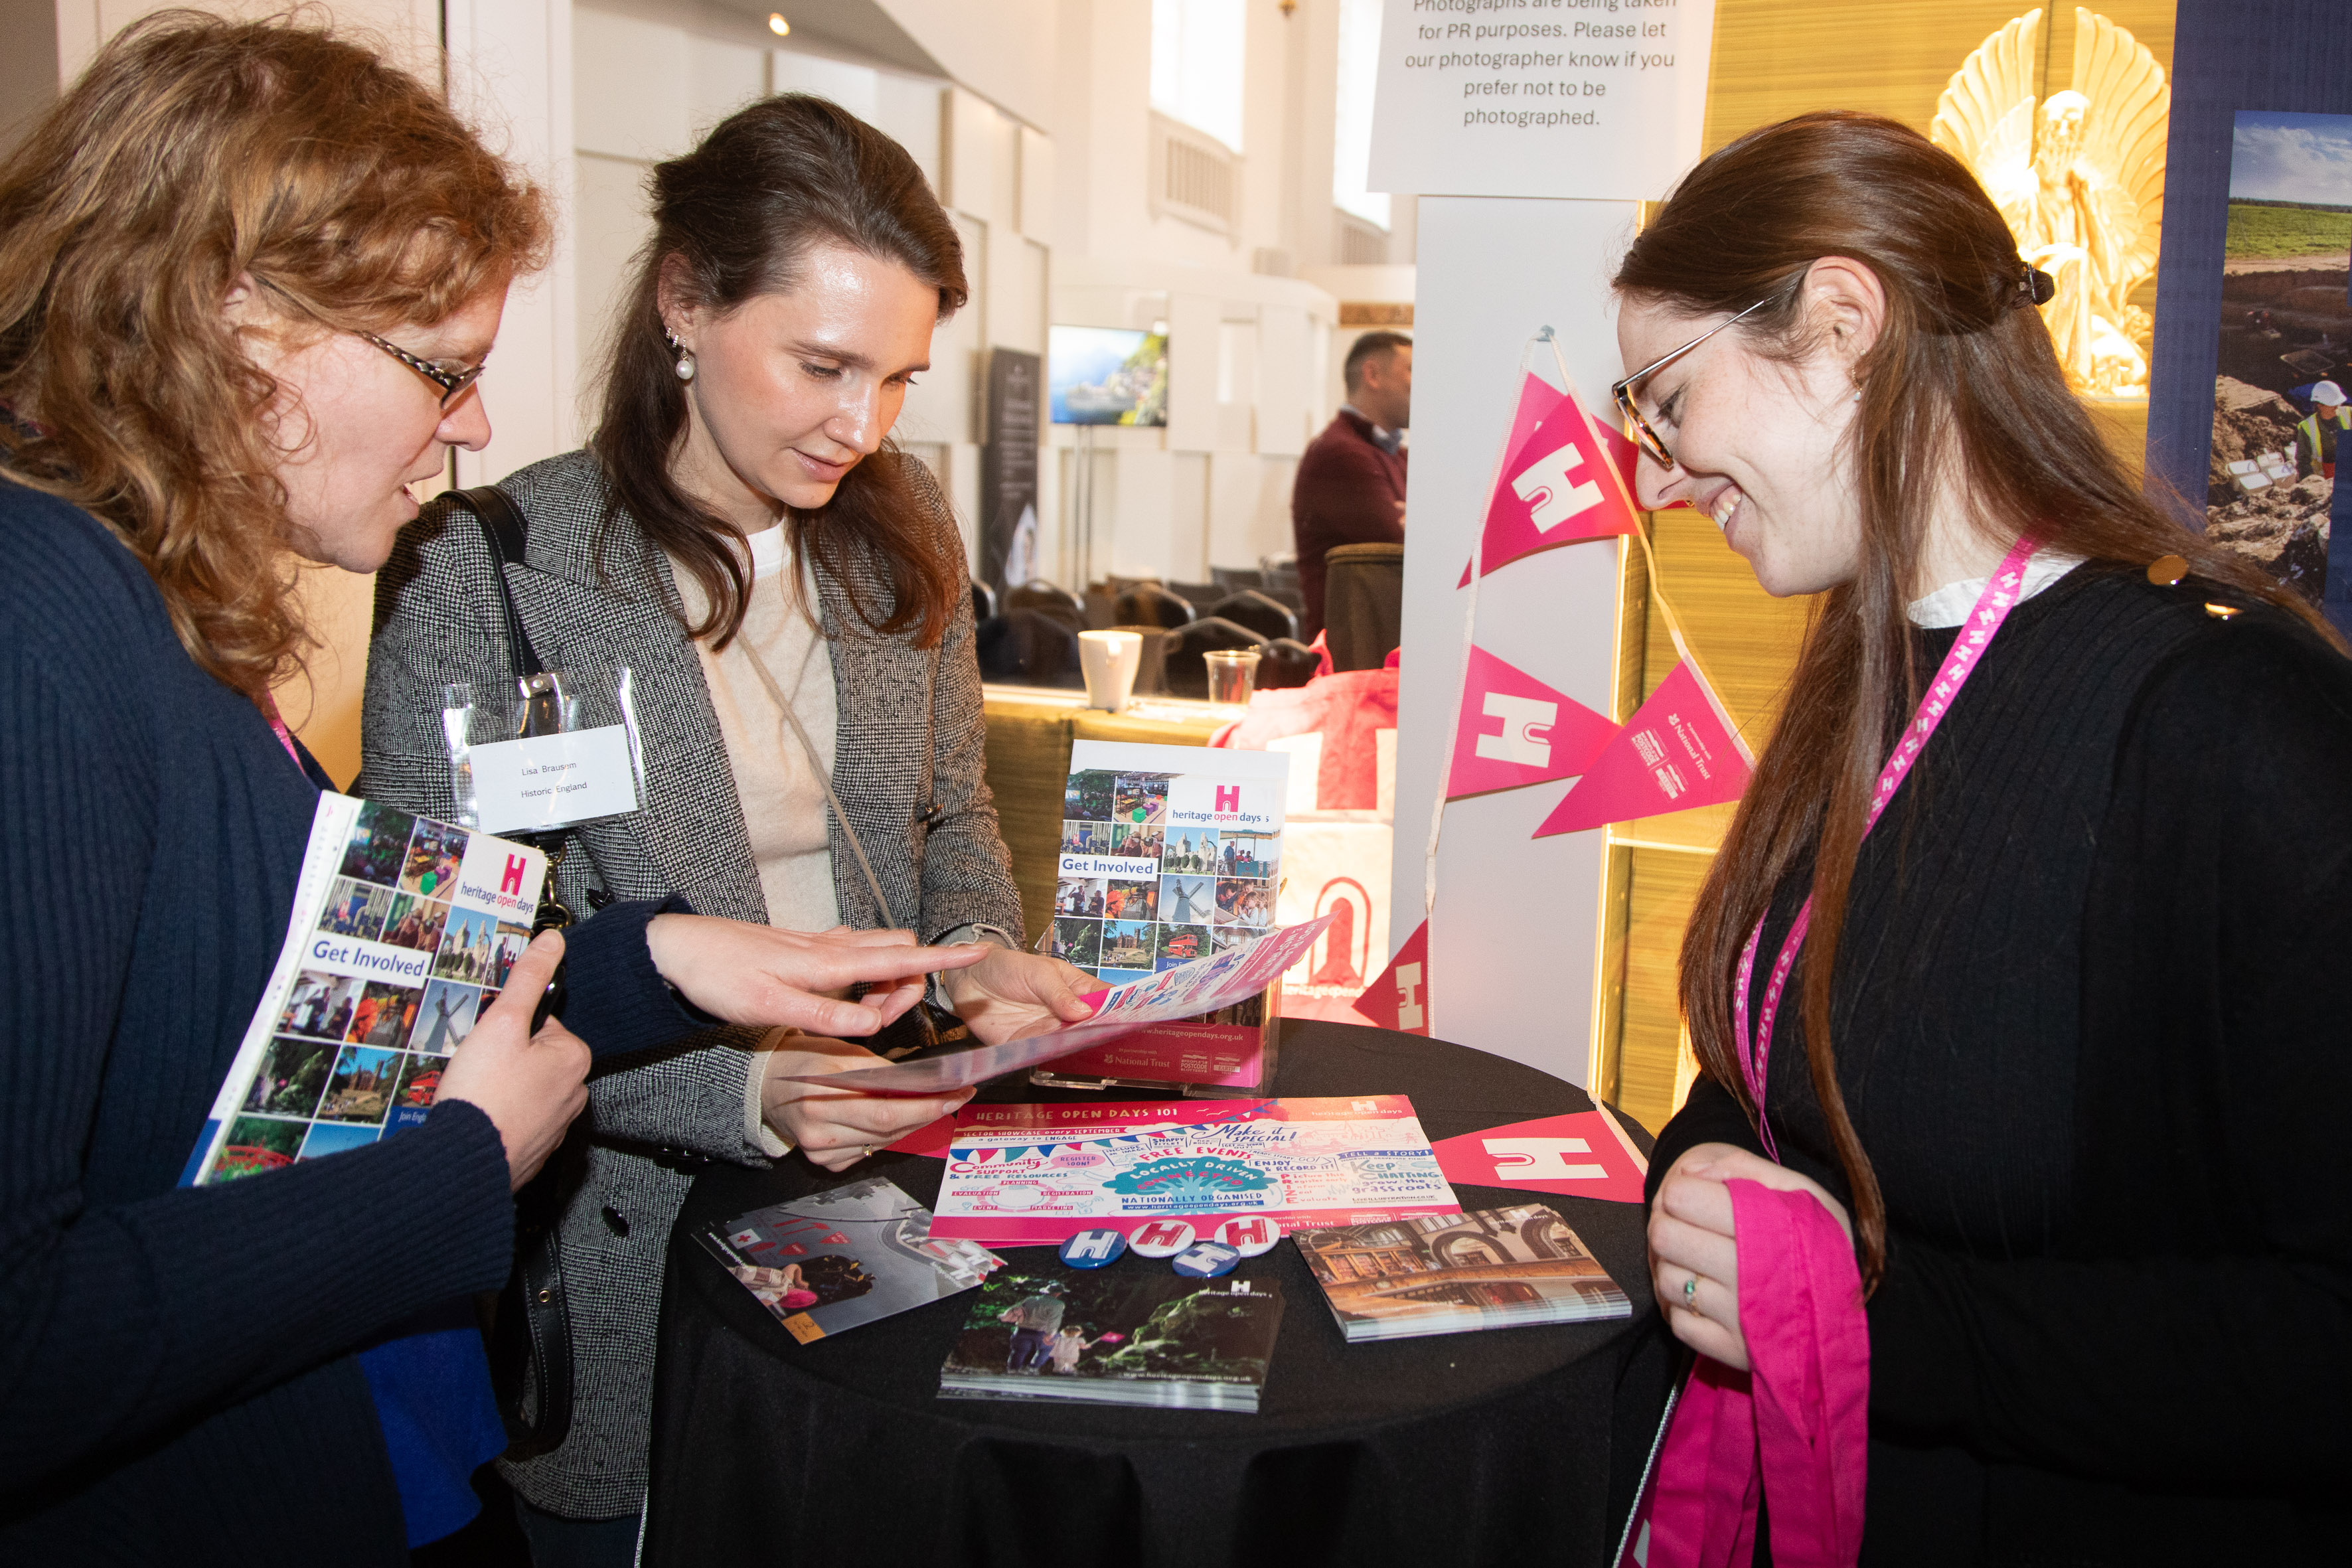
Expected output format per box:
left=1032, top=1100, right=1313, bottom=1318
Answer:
left=361, top=98, right=1093, bottom=1561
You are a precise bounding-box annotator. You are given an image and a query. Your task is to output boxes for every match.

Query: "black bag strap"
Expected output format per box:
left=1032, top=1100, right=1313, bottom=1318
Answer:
left=490, top=1128, right=583, bottom=1459
left=457, top=483, right=578, bottom=1458
left=455, top=485, right=545, bottom=681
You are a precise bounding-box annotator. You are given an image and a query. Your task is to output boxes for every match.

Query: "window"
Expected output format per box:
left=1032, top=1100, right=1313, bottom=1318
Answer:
left=1333, top=0, right=1389, bottom=228
left=1151, top=0, right=1245, bottom=154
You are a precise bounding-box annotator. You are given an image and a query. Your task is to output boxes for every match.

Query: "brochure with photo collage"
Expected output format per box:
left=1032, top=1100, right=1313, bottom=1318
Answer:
left=181, top=794, right=546, bottom=1186
left=1047, top=741, right=1289, bottom=986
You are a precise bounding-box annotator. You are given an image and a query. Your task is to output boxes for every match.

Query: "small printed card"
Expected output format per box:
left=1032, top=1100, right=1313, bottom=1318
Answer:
left=697, top=1178, right=1004, bottom=1344
left=1294, top=1204, right=1631, bottom=1342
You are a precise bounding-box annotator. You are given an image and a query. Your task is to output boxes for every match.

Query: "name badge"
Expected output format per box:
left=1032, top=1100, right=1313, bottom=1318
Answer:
left=470, top=726, right=640, bottom=833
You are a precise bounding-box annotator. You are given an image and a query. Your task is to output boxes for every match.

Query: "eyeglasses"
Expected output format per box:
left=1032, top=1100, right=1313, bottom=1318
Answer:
left=358, top=331, right=490, bottom=410
left=1610, top=295, right=1774, bottom=470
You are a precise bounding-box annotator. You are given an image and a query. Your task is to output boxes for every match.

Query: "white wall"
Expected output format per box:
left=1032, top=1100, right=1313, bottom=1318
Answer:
left=1049, top=256, right=1336, bottom=583
left=875, top=0, right=1055, bottom=133
left=566, top=3, right=1054, bottom=572
left=447, top=0, right=576, bottom=486
left=1387, top=195, right=1642, bottom=1086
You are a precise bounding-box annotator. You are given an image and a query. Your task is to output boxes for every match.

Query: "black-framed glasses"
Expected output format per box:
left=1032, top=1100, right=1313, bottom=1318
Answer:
left=358, top=331, right=490, bottom=410
left=253, top=276, right=489, bottom=410
left=1610, top=295, right=1774, bottom=470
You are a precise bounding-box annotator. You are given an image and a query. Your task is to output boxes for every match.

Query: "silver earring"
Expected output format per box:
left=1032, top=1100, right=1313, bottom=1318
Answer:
left=665, top=327, right=695, bottom=382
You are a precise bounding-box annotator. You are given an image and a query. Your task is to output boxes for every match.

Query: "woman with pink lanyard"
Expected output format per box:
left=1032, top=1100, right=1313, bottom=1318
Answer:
left=1612, top=113, right=2352, bottom=1565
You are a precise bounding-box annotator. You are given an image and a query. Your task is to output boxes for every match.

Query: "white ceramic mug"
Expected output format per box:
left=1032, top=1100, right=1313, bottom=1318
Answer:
left=1078, top=629, right=1142, bottom=712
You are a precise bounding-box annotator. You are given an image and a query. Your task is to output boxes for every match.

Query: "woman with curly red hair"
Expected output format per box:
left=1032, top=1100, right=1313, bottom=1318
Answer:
left=0, top=16, right=978, bottom=1561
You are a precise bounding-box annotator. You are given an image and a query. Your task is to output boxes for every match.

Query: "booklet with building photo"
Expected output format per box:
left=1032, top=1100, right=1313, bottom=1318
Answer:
left=1293, top=1204, right=1632, bottom=1342
left=1039, top=740, right=1289, bottom=1092
left=937, top=1266, right=1284, bottom=1413
left=180, top=794, right=546, bottom=1186
left=696, top=1178, right=1005, bottom=1344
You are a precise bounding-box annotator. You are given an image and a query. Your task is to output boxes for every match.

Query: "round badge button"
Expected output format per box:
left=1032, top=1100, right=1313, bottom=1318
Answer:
left=1213, top=1217, right=1280, bottom=1257
left=1170, top=1240, right=1241, bottom=1278
left=1125, top=1220, right=1197, bottom=1258
left=1058, top=1228, right=1129, bottom=1269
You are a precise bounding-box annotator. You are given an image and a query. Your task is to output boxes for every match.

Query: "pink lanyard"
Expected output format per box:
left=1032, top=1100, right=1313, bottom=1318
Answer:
left=1732, top=536, right=2040, bottom=1160
left=259, top=690, right=307, bottom=775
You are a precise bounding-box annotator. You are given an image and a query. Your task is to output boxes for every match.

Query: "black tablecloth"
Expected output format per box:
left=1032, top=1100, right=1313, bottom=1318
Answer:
left=643, top=1021, right=1675, bottom=1567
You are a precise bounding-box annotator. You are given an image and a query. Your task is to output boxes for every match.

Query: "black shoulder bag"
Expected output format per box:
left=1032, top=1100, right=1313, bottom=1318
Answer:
left=457, top=483, right=582, bottom=1461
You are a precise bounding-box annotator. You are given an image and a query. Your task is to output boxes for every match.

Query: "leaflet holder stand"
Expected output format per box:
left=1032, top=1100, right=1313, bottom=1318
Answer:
left=1027, top=977, right=1281, bottom=1098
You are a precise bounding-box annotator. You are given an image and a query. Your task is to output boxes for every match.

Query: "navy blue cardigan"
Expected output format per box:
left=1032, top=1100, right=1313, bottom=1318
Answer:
left=0, top=483, right=698, bottom=1561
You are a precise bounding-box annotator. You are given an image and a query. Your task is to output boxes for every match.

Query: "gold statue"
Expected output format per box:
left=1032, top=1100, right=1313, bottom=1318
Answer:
left=1930, top=8, right=2168, bottom=396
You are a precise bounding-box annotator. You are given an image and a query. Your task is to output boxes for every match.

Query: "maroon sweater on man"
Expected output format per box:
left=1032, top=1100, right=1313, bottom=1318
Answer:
left=1291, top=407, right=1406, bottom=639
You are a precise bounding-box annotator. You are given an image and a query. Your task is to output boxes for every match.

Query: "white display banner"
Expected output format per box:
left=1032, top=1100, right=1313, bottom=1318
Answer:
left=1367, top=0, right=1718, bottom=200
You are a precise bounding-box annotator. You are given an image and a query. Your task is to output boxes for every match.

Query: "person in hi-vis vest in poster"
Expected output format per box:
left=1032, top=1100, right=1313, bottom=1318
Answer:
left=2295, top=380, right=2351, bottom=479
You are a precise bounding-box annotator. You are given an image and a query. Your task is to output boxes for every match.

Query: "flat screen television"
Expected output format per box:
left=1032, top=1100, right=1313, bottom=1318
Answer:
left=1048, top=325, right=1169, bottom=426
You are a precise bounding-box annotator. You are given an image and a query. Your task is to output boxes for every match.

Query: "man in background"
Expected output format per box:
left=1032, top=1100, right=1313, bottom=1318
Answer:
left=1292, top=331, right=1411, bottom=640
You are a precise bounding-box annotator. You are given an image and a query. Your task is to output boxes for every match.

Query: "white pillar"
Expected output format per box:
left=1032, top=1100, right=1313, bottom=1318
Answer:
left=1387, top=194, right=1641, bottom=1086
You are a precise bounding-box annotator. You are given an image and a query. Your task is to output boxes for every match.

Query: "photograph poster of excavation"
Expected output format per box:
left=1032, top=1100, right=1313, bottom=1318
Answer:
left=2207, top=110, right=2352, bottom=603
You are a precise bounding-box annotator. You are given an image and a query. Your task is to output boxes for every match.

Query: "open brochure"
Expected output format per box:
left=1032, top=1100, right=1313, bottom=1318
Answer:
left=181, top=794, right=545, bottom=1186
left=696, top=1178, right=1004, bottom=1344
left=938, top=1267, right=1283, bottom=1412
left=781, top=911, right=1332, bottom=1095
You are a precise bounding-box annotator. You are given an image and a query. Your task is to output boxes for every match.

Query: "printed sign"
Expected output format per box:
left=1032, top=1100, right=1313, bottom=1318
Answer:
left=1367, top=0, right=1720, bottom=202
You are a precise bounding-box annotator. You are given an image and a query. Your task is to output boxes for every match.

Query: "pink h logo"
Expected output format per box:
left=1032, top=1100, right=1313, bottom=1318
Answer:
left=501, top=854, right=528, bottom=896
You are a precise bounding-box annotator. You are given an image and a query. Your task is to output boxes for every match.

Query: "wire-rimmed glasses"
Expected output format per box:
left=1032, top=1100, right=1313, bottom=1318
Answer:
left=1610, top=295, right=1774, bottom=470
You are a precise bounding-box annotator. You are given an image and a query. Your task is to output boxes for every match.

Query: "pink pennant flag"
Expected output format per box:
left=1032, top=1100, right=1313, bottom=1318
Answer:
left=1595, top=411, right=1642, bottom=497
left=1352, top=918, right=1431, bottom=1036
left=1459, top=379, right=1640, bottom=586
left=1429, top=1111, right=1648, bottom=1204
left=1533, top=657, right=1753, bottom=837
left=1445, top=645, right=1619, bottom=800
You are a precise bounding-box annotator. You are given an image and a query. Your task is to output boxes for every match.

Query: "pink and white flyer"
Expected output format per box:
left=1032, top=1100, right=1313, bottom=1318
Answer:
left=926, top=1094, right=1460, bottom=1248
left=783, top=913, right=1333, bottom=1096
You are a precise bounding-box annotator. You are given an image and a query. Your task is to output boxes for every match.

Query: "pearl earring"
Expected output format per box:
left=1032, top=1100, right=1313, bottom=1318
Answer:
left=665, top=327, right=695, bottom=382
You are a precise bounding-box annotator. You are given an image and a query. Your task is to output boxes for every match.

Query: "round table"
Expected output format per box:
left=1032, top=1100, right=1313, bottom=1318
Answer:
left=642, top=1020, right=1675, bottom=1567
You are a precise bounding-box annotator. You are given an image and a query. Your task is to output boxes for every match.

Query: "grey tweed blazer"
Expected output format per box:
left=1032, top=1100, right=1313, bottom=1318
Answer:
left=358, top=447, right=1022, bottom=1516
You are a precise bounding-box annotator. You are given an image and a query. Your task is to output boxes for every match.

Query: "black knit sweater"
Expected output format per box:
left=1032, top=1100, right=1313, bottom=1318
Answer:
left=1648, top=562, right=2352, bottom=1564
left=0, top=483, right=702, bottom=1562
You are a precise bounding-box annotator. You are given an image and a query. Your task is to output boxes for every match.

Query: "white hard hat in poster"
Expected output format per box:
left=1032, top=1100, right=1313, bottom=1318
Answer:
left=1367, top=0, right=1719, bottom=200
